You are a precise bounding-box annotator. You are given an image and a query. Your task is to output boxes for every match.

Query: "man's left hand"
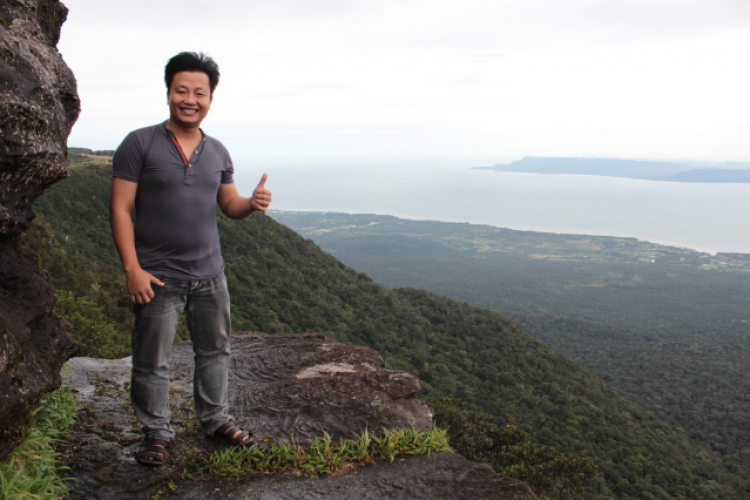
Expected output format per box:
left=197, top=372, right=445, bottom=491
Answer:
left=250, top=173, right=272, bottom=212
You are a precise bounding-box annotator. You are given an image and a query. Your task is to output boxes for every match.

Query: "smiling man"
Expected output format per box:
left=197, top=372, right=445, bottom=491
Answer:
left=109, top=52, right=272, bottom=466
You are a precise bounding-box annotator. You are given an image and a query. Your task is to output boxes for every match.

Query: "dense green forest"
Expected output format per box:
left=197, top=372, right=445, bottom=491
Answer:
left=272, top=211, right=750, bottom=481
left=28, top=163, right=750, bottom=498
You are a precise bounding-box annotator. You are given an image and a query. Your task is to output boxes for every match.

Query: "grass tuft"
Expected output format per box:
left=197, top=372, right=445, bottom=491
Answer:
left=187, top=426, right=450, bottom=479
left=0, top=388, right=79, bottom=500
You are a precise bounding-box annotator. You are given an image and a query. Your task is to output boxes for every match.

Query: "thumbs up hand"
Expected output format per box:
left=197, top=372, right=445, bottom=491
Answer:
left=250, top=173, right=272, bottom=212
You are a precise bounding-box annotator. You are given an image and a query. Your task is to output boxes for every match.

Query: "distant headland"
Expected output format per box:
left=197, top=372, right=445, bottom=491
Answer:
left=475, top=157, right=750, bottom=183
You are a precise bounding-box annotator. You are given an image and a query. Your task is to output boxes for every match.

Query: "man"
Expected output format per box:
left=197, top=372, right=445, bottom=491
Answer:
left=110, top=52, right=271, bottom=466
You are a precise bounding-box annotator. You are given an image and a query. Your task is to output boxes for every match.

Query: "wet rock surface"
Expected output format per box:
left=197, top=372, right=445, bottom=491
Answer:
left=60, top=332, right=536, bottom=499
left=0, top=0, right=80, bottom=459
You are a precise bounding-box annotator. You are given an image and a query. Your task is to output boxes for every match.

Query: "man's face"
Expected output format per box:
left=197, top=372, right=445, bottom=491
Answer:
left=167, top=71, right=212, bottom=129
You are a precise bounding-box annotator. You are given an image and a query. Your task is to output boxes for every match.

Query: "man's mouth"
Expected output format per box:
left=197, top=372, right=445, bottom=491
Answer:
left=180, top=107, right=199, bottom=115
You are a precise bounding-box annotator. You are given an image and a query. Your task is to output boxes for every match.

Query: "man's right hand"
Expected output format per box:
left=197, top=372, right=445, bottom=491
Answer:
left=126, top=268, right=165, bottom=304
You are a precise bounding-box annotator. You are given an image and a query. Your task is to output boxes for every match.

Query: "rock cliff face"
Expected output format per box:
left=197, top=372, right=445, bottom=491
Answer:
left=61, top=333, right=537, bottom=499
left=0, top=0, right=80, bottom=459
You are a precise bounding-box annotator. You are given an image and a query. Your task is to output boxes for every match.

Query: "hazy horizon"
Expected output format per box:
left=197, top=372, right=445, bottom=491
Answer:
left=57, top=0, right=750, bottom=254
left=239, top=164, right=750, bottom=255
left=60, top=0, right=750, bottom=166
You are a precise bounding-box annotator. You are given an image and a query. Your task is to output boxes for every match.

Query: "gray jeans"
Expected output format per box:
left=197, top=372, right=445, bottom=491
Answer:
left=130, top=272, right=233, bottom=441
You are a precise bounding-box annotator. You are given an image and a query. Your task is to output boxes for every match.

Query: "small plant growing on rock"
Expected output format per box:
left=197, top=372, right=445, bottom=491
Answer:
left=0, top=388, right=79, bottom=499
left=186, top=426, right=450, bottom=479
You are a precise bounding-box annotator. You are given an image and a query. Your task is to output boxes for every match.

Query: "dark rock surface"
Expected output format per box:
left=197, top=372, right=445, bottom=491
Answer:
left=161, top=453, right=536, bottom=500
left=229, top=332, right=432, bottom=442
left=0, top=0, right=79, bottom=459
left=60, top=332, right=536, bottom=499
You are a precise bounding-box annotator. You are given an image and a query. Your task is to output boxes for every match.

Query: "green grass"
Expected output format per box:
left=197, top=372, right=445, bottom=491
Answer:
left=187, top=426, right=451, bottom=479
left=0, top=388, right=79, bottom=499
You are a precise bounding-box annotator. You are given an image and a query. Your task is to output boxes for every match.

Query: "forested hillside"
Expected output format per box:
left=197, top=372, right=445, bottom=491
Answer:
left=27, top=163, right=749, bottom=498
left=272, top=211, right=750, bottom=485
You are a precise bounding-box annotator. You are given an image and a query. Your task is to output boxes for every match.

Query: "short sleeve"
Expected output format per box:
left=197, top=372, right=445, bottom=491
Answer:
left=221, top=150, right=234, bottom=184
left=112, top=131, right=144, bottom=183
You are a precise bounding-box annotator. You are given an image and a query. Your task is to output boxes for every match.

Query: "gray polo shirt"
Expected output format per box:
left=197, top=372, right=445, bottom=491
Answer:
left=112, top=121, right=234, bottom=280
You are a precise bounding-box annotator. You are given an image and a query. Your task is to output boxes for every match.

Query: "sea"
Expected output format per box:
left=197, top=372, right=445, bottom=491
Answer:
left=234, top=162, right=750, bottom=255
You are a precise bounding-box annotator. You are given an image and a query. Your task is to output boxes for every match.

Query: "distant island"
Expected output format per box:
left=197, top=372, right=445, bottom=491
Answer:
left=475, top=157, right=750, bottom=183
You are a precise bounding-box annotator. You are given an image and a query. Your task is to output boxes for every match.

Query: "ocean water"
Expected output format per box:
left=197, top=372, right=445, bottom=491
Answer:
left=235, top=163, right=750, bottom=255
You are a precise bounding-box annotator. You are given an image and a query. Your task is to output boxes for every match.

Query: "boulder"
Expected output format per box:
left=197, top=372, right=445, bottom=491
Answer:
left=60, top=332, right=537, bottom=499
left=0, top=0, right=80, bottom=459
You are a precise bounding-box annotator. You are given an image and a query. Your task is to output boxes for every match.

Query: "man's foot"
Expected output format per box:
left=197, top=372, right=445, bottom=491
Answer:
left=136, top=438, right=169, bottom=466
left=212, top=422, right=254, bottom=446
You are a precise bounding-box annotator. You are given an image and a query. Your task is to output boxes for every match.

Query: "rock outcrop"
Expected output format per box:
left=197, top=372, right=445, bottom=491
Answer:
left=0, top=0, right=80, bottom=459
left=60, top=333, right=537, bottom=499
left=159, top=453, right=537, bottom=500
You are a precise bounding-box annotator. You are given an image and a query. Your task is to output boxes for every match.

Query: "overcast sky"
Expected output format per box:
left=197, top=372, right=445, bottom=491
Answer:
left=58, top=0, right=750, bottom=168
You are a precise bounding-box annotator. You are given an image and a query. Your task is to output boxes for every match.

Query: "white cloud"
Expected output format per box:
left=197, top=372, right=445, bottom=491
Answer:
left=59, top=0, right=750, bottom=163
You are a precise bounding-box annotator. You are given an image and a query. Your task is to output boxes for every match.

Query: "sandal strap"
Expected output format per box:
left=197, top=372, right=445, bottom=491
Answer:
left=215, top=422, right=253, bottom=445
left=144, top=437, right=169, bottom=447
left=137, top=438, right=169, bottom=465
left=232, top=430, right=250, bottom=442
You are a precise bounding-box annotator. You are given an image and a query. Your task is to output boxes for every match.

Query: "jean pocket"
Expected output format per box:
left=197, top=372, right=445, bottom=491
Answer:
left=157, top=276, right=174, bottom=287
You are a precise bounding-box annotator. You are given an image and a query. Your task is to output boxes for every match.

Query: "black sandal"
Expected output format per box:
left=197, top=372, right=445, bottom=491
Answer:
left=213, top=422, right=254, bottom=446
left=136, top=438, right=169, bottom=466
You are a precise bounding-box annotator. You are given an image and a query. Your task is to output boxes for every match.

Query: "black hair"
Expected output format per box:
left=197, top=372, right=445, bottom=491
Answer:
left=164, top=52, right=220, bottom=94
